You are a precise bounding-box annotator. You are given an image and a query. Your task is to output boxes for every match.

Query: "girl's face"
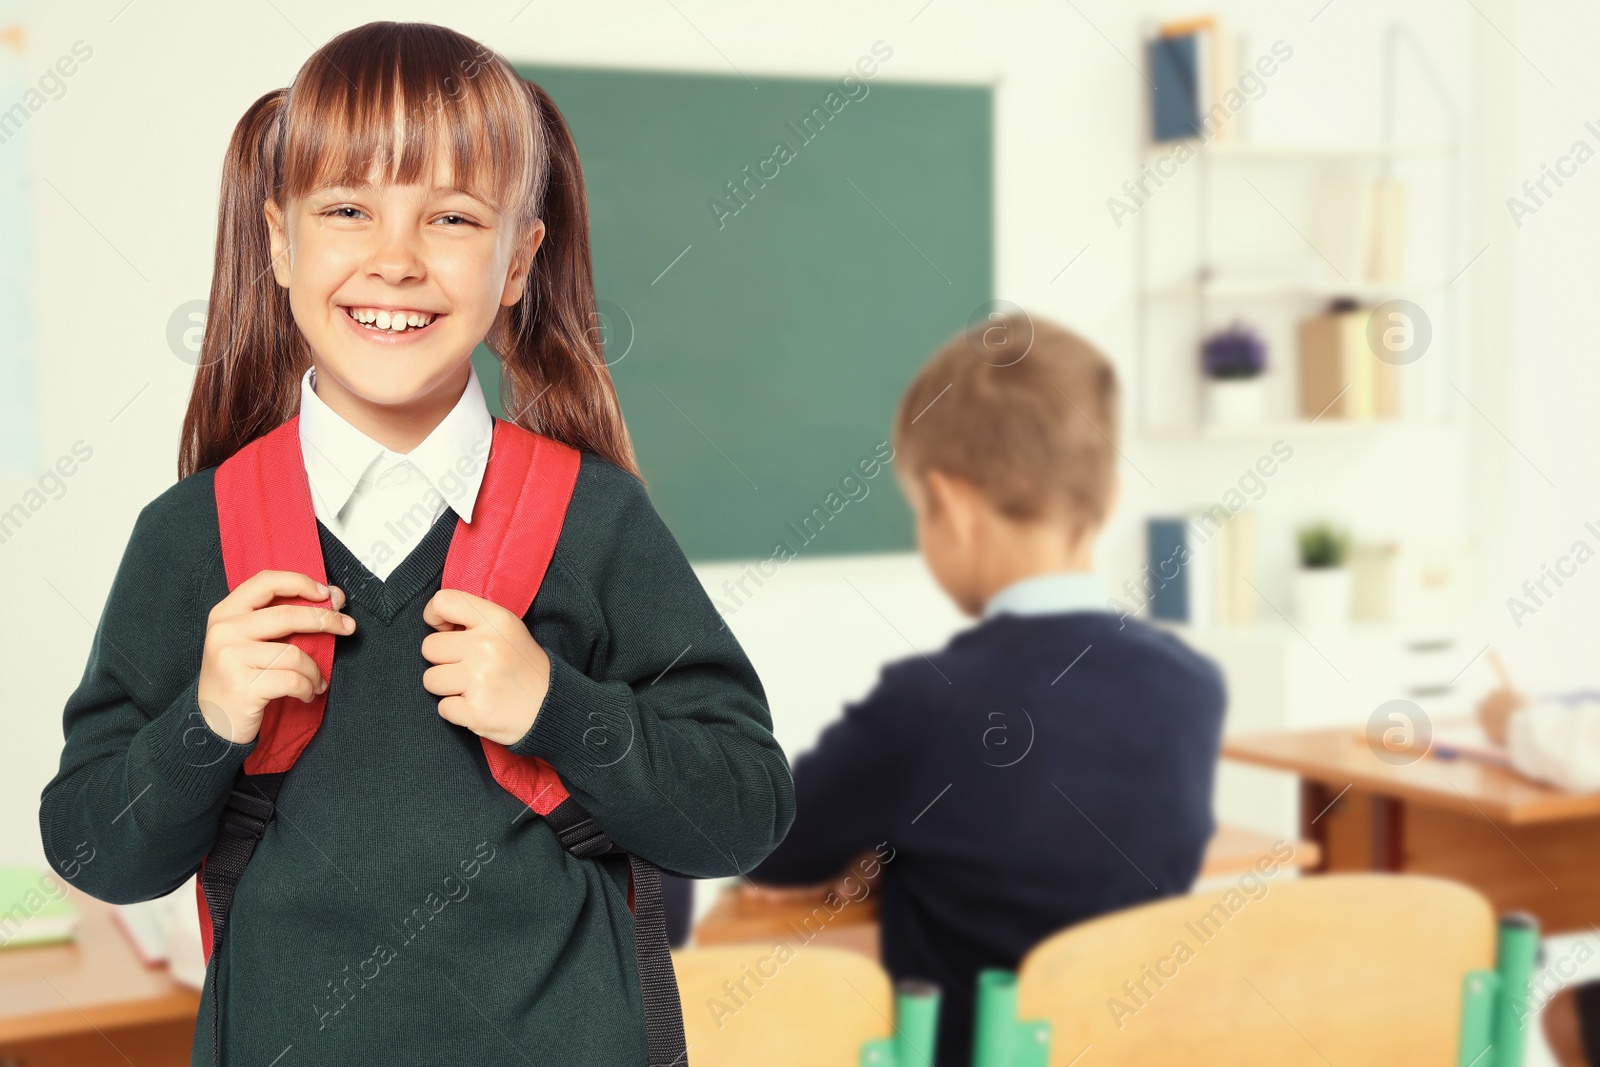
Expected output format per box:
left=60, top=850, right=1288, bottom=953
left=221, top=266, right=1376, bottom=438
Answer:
left=264, top=159, right=542, bottom=419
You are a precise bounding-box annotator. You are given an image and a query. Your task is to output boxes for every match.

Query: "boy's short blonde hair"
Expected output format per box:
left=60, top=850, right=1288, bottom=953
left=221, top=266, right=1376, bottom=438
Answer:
left=892, top=312, right=1119, bottom=538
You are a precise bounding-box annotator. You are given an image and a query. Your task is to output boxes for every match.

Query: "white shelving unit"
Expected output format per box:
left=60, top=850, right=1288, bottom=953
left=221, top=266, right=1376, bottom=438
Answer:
left=1134, top=25, right=1464, bottom=441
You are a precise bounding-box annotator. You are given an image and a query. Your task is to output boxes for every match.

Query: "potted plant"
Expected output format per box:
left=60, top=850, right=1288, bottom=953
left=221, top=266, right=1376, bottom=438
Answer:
left=1294, top=523, right=1353, bottom=629
left=1201, top=322, right=1267, bottom=426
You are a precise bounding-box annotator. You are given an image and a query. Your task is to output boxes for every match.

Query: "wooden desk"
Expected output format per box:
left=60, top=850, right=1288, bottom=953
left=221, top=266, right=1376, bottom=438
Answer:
left=0, top=886, right=197, bottom=1066
left=694, top=825, right=1319, bottom=956
left=1198, top=823, right=1321, bottom=878
left=1226, top=725, right=1600, bottom=933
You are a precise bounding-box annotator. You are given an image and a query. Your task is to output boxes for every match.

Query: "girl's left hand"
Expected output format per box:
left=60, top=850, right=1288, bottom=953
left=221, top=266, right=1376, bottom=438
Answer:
left=421, top=589, right=550, bottom=746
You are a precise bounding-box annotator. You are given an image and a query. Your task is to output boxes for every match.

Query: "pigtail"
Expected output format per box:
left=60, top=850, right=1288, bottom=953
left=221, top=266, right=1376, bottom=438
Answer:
left=489, top=81, right=640, bottom=479
left=178, top=89, right=306, bottom=478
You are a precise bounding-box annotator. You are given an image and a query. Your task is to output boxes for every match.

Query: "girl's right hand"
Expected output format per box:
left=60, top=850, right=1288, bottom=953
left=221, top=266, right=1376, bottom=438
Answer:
left=196, top=570, right=356, bottom=745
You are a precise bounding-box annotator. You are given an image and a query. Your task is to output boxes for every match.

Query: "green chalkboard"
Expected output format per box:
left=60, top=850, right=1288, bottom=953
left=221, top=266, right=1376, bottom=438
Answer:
left=473, top=62, right=992, bottom=561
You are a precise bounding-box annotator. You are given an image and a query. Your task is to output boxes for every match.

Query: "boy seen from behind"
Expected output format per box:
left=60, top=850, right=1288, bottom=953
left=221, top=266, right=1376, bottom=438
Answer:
left=746, top=313, right=1227, bottom=1067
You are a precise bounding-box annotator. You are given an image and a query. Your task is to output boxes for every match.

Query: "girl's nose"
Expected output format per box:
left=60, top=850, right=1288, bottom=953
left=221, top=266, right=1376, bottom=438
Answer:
left=365, top=229, right=425, bottom=284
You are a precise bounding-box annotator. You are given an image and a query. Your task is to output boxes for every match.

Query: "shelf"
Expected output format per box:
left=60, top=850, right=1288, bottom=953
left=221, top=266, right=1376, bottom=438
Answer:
left=1143, top=279, right=1451, bottom=301
left=1138, top=418, right=1440, bottom=442
left=1133, top=29, right=1463, bottom=442
left=1142, top=140, right=1457, bottom=161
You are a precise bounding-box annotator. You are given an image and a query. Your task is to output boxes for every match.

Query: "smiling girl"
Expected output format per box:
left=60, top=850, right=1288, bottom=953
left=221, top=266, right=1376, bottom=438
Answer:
left=39, top=22, right=793, bottom=1066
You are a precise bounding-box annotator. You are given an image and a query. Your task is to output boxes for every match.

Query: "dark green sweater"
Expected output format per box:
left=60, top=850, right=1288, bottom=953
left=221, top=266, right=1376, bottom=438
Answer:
left=38, top=450, right=795, bottom=1066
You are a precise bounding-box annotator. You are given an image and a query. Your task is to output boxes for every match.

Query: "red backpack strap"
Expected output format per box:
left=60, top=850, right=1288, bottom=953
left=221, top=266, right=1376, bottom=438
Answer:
left=444, top=420, right=582, bottom=818
left=212, top=415, right=336, bottom=775
left=198, top=416, right=334, bottom=984
left=451, top=423, right=688, bottom=1066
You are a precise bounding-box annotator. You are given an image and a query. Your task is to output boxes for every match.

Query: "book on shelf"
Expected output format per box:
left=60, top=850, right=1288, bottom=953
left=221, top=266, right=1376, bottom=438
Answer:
left=1145, top=508, right=1257, bottom=626
left=1313, top=174, right=1411, bottom=286
left=1147, top=17, right=1243, bottom=145
left=1298, top=302, right=1402, bottom=420
left=1147, top=31, right=1202, bottom=142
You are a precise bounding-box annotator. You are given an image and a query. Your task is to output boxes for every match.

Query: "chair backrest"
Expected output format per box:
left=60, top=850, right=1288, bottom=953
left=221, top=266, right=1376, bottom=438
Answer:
left=673, top=945, right=894, bottom=1066
left=1015, top=873, right=1495, bottom=1066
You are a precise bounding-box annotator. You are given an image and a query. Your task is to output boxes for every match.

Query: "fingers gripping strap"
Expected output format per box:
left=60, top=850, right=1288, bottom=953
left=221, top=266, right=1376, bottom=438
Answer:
left=447, top=422, right=582, bottom=818
left=213, top=416, right=334, bottom=776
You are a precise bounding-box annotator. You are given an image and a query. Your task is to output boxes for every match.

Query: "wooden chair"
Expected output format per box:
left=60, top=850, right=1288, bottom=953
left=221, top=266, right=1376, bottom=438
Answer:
left=970, top=874, right=1537, bottom=1067
left=672, top=945, right=937, bottom=1067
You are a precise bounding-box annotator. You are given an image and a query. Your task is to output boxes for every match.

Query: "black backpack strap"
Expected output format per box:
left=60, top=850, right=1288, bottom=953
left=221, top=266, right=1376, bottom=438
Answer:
left=199, top=772, right=285, bottom=1067
left=544, top=797, right=689, bottom=1067
left=201, top=784, right=688, bottom=1067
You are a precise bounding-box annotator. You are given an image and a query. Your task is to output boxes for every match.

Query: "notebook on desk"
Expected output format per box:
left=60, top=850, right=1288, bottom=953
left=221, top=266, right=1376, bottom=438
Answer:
left=0, top=866, right=79, bottom=949
left=1428, top=722, right=1511, bottom=767
left=111, top=896, right=174, bottom=965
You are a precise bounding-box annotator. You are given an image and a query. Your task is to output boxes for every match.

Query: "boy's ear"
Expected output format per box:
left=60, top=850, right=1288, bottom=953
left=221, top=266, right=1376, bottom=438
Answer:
left=500, top=219, right=547, bottom=307
left=263, top=199, right=290, bottom=288
left=922, top=469, right=979, bottom=545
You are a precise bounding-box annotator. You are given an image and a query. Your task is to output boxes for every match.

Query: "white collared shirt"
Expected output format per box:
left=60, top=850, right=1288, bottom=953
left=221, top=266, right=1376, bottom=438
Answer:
left=981, top=571, right=1111, bottom=621
left=297, top=364, right=494, bottom=580
left=1507, top=693, right=1600, bottom=793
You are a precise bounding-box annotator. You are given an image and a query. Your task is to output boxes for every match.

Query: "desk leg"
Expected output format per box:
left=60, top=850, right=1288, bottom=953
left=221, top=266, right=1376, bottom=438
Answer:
left=1299, top=780, right=1332, bottom=874
left=1300, top=783, right=1407, bottom=873
left=1372, top=795, right=1406, bottom=872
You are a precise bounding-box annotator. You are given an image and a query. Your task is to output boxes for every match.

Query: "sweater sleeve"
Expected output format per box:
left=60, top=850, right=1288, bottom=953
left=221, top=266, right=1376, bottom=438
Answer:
left=508, top=463, right=796, bottom=879
left=1506, top=698, right=1600, bottom=793
left=744, top=672, right=911, bottom=887
left=37, top=492, right=254, bottom=904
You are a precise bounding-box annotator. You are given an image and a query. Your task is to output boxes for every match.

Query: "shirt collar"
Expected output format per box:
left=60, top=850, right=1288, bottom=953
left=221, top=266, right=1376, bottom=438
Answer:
left=982, top=571, right=1111, bottom=621
left=401, top=366, right=494, bottom=524
left=297, top=363, right=494, bottom=524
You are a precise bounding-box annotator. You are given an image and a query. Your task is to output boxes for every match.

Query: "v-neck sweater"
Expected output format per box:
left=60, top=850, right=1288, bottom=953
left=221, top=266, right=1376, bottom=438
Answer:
left=39, top=448, right=795, bottom=1066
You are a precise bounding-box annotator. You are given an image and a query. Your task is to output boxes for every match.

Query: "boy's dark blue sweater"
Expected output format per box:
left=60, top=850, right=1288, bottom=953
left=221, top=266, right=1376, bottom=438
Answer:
left=748, top=610, right=1226, bottom=1067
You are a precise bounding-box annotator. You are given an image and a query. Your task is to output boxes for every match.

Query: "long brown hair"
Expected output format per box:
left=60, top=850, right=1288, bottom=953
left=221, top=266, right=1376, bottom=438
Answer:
left=179, top=22, right=637, bottom=478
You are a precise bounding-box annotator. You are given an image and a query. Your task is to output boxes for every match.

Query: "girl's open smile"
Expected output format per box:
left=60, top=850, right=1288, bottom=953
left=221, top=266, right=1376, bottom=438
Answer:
left=339, top=303, right=445, bottom=342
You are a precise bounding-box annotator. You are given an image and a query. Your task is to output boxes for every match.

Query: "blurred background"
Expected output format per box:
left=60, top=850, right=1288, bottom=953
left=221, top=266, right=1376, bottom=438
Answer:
left=3, top=0, right=1599, bottom=1064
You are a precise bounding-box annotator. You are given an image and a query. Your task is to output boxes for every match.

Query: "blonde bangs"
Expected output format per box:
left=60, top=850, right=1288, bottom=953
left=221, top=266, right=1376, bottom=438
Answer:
left=278, top=22, right=541, bottom=220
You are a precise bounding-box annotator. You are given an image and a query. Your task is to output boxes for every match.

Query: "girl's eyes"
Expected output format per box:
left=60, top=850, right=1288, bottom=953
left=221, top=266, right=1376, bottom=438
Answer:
left=317, top=207, right=481, bottom=227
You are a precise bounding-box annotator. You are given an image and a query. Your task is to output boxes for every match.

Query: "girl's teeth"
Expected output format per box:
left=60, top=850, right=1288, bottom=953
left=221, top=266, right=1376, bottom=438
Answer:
left=346, top=307, right=434, bottom=333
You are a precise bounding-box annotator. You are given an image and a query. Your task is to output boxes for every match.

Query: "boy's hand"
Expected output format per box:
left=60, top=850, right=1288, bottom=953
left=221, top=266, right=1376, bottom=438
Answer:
left=740, top=853, right=885, bottom=906
left=421, top=589, right=550, bottom=746
left=738, top=882, right=832, bottom=906
left=196, top=570, right=354, bottom=745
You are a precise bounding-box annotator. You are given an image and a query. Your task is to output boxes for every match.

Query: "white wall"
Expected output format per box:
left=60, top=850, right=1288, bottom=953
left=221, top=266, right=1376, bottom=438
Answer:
left=2, top=0, right=1510, bottom=866
left=1480, top=0, right=1600, bottom=694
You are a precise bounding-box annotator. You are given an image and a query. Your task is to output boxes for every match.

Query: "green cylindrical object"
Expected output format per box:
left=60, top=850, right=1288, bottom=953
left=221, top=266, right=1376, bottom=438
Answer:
left=894, top=980, right=941, bottom=1067
left=973, top=969, right=1018, bottom=1067
left=1457, top=970, right=1499, bottom=1067
left=1492, top=913, right=1540, bottom=1067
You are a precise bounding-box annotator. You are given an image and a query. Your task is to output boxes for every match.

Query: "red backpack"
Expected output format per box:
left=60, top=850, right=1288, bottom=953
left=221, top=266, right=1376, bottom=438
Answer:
left=197, top=415, right=687, bottom=1066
